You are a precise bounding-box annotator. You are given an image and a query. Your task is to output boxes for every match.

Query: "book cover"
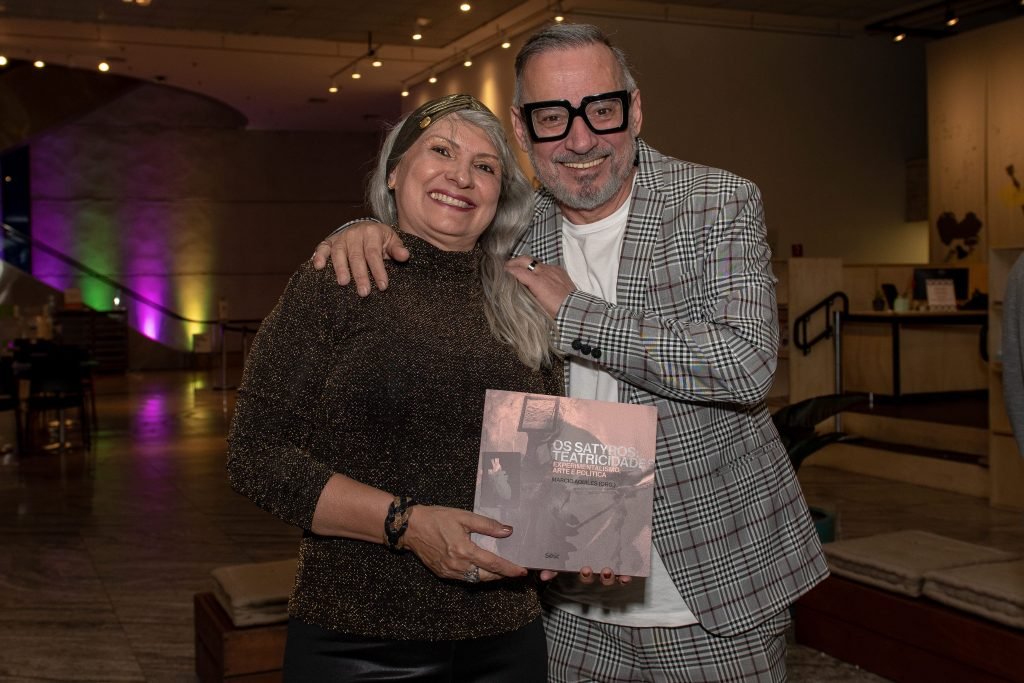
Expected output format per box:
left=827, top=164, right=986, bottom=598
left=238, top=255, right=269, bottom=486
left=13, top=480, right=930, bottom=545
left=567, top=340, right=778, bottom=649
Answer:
left=473, top=389, right=658, bottom=576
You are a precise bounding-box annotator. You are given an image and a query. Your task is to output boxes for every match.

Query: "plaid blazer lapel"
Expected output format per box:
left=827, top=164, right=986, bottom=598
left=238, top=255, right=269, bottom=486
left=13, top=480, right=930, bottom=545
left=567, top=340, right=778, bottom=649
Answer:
left=529, top=193, right=563, bottom=265
left=615, top=144, right=665, bottom=403
left=616, top=182, right=663, bottom=311
left=526, top=193, right=570, bottom=389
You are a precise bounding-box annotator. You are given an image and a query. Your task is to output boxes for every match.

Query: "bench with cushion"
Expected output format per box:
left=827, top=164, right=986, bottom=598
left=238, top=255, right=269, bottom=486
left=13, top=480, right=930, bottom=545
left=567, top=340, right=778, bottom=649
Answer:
left=794, top=530, right=1024, bottom=683
left=194, top=558, right=295, bottom=683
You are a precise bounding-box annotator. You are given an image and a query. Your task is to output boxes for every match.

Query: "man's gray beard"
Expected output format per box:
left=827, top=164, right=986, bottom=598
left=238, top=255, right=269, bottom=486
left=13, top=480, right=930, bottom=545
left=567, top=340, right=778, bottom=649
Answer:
left=528, top=138, right=636, bottom=214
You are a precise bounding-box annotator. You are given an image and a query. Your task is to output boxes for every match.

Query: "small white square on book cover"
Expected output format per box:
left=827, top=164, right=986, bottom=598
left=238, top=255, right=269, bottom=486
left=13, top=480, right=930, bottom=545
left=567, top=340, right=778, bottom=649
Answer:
left=473, top=389, right=658, bottom=576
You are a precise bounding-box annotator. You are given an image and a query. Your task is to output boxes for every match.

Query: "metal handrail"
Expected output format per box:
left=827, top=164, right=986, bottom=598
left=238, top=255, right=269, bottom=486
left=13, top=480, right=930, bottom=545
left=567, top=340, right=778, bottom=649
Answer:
left=792, top=291, right=849, bottom=356
left=1, top=222, right=248, bottom=326
left=2, top=222, right=266, bottom=385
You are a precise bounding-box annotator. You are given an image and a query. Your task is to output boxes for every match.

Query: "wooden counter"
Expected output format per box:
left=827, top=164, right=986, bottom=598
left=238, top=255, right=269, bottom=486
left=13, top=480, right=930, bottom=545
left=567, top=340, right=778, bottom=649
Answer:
left=841, top=310, right=987, bottom=396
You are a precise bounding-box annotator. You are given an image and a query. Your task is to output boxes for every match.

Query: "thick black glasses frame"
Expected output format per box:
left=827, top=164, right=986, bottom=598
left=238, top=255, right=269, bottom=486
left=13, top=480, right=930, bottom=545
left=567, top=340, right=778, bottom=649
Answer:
left=520, top=90, right=630, bottom=142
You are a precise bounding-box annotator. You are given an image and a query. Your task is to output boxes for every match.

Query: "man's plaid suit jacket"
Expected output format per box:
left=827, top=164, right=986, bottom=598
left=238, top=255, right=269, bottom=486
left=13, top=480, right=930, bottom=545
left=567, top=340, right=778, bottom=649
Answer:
left=520, top=139, right=828, bottom=637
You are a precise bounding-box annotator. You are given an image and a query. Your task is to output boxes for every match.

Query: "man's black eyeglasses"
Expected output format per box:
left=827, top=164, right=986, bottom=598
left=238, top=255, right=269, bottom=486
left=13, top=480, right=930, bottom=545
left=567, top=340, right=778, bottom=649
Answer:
left=520, top=90, right=630, bottom=143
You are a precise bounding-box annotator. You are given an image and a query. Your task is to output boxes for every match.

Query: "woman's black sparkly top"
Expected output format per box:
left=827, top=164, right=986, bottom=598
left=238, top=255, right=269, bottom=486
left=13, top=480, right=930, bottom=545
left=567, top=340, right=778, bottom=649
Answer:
left=228, top=234, right=563, bottom=639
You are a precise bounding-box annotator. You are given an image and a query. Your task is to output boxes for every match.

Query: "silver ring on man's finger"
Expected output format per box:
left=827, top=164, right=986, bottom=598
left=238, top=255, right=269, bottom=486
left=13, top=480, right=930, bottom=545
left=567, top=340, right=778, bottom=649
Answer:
left=526, top=259, right=539, bottom=272
left=463, top=564, right=481, bottom=583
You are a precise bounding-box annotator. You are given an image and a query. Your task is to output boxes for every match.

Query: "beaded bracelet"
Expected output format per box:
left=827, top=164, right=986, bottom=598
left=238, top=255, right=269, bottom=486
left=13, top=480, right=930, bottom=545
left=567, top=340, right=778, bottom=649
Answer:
left=384, top=495, right=418, bottom=552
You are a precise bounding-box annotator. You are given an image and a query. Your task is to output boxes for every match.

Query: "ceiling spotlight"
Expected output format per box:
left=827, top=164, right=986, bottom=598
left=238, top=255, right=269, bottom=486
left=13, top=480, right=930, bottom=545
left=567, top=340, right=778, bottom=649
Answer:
left=944, top=7, right=959, bottom=27
left=554, top=13, right=565, bottom=22
left=428, top=75, right=438, bottom=84
left=328, top=81, right=339, bottom=93
left=413, top=17, right=430, bottom=41
left=401, top=89, right=409, bottom=97
left=501, top=39, right=511, bottom=49
left=33, top=60, right=45, bottom=68
left=463, top=57, right=473, bottom=67
left=0, top=56, right=7, bottom=66
left=98, top=61, right=110, bottom=72
left=460, top=3, right=471, bottom=11
left=365, top=33, right=382, bottom=68
left=893, top=32, right=907, bottom=42
left=351, top=71, right=361, bottom=79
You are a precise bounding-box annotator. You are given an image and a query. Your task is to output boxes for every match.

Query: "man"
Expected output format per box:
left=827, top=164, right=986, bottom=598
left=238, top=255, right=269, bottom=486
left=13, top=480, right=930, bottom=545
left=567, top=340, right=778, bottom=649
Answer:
left=314, top=23, right=826, bottom=682
left=1003, top=253, right=1024, bottom=454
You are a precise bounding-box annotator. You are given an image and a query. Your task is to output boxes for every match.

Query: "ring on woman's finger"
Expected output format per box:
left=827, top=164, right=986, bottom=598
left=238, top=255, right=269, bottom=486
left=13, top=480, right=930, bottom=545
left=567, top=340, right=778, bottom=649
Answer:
left=526, top=259, right=539, bottom=272
left=462, top=564, right=481, bottom=583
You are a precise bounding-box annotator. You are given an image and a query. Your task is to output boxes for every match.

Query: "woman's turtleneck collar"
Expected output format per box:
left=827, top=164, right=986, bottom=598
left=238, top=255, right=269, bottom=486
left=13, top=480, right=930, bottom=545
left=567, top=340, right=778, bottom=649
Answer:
left=396, top=231, right=483, bottom=275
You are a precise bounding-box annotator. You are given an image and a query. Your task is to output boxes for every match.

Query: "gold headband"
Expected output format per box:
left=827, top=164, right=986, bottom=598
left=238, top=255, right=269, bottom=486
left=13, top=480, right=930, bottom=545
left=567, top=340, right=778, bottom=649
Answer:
left=386, top=94, right=491, bottom=176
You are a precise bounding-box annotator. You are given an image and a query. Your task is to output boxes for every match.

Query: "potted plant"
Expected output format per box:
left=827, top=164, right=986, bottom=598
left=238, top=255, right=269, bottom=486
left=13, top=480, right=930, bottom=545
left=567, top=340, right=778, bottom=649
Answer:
left=771, top=393, right=867, bottom=543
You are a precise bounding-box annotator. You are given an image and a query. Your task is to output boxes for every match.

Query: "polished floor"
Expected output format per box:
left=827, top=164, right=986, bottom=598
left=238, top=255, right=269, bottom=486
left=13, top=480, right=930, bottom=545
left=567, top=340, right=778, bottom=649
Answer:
left=1, top=369, right=1021, bottom=682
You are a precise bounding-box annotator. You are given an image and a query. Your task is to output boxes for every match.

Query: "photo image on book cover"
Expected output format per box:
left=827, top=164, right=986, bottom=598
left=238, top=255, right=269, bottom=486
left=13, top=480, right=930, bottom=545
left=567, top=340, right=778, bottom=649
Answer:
left=473, top=389, right=658, bottom=576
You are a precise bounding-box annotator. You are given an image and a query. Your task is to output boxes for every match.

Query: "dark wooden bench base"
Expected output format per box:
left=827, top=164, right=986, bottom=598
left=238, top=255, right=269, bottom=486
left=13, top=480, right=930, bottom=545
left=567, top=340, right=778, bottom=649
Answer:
left=794, top=575, right=1024, bottom=683
left=194, top=592, right=286, bottom=683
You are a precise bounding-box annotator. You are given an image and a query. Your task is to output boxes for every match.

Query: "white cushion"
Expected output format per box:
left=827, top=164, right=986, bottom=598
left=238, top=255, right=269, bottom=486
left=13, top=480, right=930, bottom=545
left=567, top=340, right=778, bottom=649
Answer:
left=923, top=559, right=1024, bottom=629
left=823, top=530, right=1018, bottom=597
left=210, top=558, right=296, bottom=627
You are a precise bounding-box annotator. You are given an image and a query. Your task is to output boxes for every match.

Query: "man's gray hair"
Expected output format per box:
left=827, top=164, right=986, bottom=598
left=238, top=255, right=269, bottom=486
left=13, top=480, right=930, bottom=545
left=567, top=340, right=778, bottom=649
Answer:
left=513, top=23, right=638, bottom=107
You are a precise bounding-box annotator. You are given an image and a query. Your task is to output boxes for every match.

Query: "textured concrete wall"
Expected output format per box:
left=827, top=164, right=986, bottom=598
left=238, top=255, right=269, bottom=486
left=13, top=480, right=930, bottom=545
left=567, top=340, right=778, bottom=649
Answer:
left=31, top=83, right=381, bottom=352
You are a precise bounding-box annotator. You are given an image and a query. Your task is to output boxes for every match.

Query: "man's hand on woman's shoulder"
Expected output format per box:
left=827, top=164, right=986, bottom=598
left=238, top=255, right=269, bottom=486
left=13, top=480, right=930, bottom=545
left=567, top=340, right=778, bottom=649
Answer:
left=311, top=220, right=410, bottom=296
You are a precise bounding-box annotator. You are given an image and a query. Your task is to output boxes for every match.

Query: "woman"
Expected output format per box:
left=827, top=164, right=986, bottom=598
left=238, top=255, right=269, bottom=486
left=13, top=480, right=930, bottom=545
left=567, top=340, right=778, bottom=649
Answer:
left=227, top=94, right=562, bottom=681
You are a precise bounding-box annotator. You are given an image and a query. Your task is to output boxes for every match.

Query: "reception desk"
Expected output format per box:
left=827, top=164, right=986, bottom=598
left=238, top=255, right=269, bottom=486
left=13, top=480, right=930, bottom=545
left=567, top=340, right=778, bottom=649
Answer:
left=841, top=311, right=987, bottom=397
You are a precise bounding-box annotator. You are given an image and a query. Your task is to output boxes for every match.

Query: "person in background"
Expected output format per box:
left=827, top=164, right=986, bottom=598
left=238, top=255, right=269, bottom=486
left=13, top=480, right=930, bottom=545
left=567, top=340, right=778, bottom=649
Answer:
left=229, top=94, right=562, bottom=681
left=314, top=23, right=827, bottom=683
left=1003, top=253, right=1024, bottom=454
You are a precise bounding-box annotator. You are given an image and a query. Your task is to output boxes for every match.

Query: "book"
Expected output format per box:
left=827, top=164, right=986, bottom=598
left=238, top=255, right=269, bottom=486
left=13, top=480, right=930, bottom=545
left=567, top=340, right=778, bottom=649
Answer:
left=473, top=389, right=659, bottom=576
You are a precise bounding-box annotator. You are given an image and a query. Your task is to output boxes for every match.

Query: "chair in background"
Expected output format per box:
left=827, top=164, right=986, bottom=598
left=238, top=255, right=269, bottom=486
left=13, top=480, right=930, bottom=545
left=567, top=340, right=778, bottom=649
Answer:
left=0, top=357, right=25, bottom=454
left=22, top=344, right=93, bottom=452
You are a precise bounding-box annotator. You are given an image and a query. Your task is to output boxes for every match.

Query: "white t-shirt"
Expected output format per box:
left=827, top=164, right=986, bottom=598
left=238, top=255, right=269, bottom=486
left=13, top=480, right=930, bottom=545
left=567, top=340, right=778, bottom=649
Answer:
left=544, top=188, right=699, bottom=628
